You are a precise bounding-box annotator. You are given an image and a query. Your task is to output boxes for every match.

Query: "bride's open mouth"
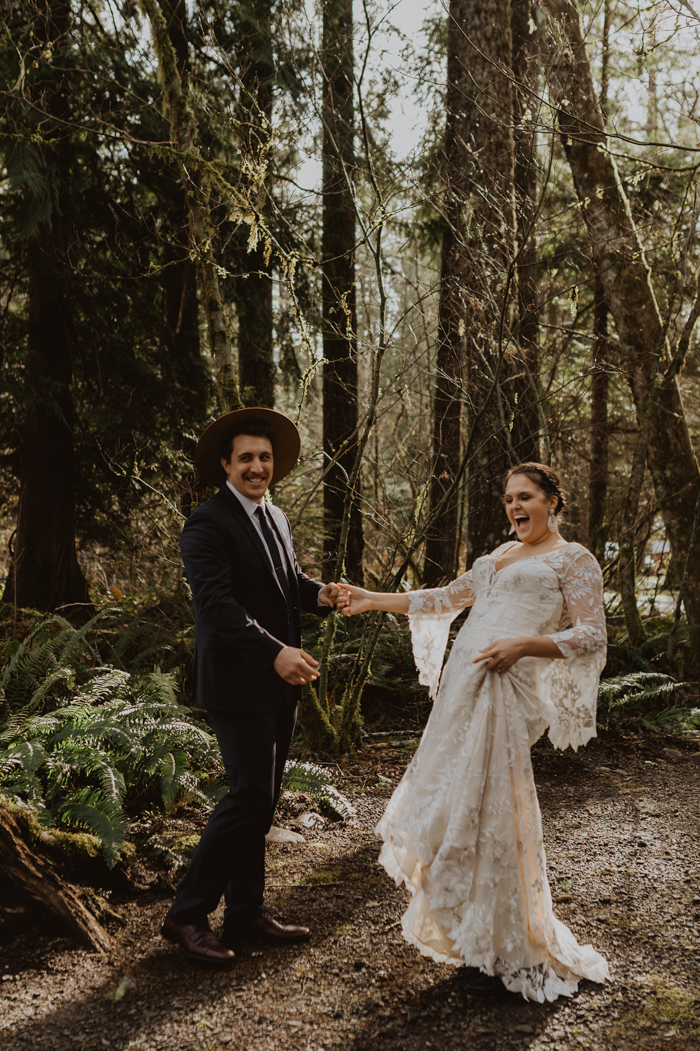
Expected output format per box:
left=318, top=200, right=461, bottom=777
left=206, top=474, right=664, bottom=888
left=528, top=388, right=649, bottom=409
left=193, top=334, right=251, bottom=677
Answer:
left=514, top=515, right=529, bottom=529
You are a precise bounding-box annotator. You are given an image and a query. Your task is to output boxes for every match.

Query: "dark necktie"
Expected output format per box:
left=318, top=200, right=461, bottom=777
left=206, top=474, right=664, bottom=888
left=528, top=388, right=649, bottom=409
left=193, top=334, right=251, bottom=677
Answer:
left=254, top=506, right=292, bottom=605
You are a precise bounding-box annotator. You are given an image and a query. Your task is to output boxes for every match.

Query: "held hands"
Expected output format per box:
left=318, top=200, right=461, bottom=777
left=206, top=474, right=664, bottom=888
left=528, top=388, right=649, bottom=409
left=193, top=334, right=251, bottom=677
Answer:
left=318, top=582, right=340, bottom=608
left=473, top=637, right=526, bottom=673
left=336, top=585, right=373, bottom=616
left=274, top=646, right=320, bottom=685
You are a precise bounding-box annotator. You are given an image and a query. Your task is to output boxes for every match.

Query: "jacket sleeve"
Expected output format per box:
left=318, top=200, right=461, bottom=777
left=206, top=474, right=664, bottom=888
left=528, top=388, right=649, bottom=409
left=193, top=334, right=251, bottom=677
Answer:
left=181, top=512, right=286, bottom=672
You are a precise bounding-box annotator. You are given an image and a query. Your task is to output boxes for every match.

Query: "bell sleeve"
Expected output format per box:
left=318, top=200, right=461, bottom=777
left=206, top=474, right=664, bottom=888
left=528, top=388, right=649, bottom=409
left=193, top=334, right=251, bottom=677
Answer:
left=540, top=547, right=607, bottom=752
left=407, top=571, right=476, bottom=700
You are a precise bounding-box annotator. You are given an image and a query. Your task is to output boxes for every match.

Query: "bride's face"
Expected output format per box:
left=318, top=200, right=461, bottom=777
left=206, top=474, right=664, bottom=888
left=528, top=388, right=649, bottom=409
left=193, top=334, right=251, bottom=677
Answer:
left=504, top=474, right=558, bottom=544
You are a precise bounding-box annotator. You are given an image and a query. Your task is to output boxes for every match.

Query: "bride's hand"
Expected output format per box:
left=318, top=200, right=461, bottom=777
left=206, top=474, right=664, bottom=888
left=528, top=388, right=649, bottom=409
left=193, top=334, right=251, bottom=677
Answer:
left=473, top=638, right=525, bottom=672
left=336, top=585, right=373, bottom=616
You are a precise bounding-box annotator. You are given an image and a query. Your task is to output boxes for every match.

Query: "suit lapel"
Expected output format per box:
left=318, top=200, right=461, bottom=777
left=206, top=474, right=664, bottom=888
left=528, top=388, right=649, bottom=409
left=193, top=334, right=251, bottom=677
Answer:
left=218, top=486, right=286, bottom=600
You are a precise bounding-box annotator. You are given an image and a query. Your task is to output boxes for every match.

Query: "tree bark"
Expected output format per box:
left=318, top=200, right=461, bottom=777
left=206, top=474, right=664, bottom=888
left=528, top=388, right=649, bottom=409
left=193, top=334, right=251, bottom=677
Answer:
left=4, top=0, right=90, bottom=613
left=542, top=0, right=700, bottom=658
left=0, top=801, right=112, bottom=954
left=426, top=0, right=518, bottom=581
left=510, top=0, right=541, bottom=463
left=587, top=277, right=610, bottom=562
left=586, top=0, right=611, bottom=563
left=140, top=0, right=241, bottom=411
left=321, top=0, right=363, bottom=583
left=230, top=2, right=275, bottom=408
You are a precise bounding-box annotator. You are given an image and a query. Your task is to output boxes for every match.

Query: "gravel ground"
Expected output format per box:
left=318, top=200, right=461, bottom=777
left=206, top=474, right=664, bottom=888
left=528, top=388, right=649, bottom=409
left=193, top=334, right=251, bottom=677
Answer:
left=1, top=732, right=700, bottom=1051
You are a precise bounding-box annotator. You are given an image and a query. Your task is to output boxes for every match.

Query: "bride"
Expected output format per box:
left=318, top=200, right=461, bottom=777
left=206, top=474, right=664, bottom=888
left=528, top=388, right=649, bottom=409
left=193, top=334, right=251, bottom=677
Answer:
left=337, top=462, right=610, bottom=1001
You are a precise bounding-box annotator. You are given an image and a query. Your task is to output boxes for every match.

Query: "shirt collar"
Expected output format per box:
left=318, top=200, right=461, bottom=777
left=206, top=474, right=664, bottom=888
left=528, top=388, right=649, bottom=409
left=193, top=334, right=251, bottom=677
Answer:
left=226, top=480, right=267, bottom=518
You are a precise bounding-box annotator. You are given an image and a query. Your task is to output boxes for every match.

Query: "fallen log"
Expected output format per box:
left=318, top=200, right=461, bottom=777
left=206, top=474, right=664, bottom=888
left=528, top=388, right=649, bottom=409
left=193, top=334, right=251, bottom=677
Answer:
left=0, top=800, right=113, bottom=954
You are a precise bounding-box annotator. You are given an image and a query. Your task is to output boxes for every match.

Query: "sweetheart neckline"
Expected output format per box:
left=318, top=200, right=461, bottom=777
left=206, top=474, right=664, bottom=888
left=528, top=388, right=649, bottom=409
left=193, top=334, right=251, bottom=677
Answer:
left=492, top=541, right=578, bottom=576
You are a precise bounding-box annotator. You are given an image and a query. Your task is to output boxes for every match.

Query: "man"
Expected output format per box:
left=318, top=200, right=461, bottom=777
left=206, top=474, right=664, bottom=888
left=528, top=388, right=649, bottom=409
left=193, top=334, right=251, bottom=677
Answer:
left=162, top=407, right=338, bottom=964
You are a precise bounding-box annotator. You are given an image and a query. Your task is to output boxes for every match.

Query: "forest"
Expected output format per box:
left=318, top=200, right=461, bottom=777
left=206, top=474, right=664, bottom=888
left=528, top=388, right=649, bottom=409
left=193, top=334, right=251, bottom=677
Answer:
left=1, top=0, right=700, bottom=1048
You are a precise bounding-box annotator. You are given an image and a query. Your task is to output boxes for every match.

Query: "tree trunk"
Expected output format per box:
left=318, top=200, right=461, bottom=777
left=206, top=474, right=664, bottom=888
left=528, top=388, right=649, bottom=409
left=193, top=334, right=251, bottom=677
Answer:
left=586, top=0, right=611, bottom=563
left=587, top=276, right=610, bottom=562
left=510, top=0, right=541, bottom=463
left=321, top=0, right=363, bottom=583
left=426, top=0, right=517, bottom=581
left=4, top=0, right=89, bottom=613
left=140, top=0, right=241, bottom=411
left=230, top=3, right=275, bottom=408
left=0, top=801, right=112, bottom=954
left=542, top=0, right=700, bottom=659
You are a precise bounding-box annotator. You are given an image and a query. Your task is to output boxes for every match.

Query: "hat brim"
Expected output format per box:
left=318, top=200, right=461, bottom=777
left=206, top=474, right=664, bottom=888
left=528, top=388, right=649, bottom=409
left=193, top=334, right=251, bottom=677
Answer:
left=194, top=408, right=301, bottom=488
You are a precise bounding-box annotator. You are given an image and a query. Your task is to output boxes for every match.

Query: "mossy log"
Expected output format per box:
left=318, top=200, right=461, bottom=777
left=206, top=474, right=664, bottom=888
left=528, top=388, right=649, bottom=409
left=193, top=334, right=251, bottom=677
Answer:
left=0, top=801, right=113, bottom=954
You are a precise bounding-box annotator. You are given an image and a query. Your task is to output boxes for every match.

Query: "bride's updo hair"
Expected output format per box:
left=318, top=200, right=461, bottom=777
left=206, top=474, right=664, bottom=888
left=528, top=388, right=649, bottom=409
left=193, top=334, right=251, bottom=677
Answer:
left=504, top=462, right=566, bottom=515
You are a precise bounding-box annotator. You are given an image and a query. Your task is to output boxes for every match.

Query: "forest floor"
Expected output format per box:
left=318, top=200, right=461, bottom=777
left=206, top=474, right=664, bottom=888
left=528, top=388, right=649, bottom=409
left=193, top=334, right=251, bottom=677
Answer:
left=1, top=730, right=700, bottom=1051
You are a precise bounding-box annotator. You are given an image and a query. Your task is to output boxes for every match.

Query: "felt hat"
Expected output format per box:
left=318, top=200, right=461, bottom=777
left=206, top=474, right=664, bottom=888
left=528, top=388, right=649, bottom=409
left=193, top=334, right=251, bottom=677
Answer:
left=194, top=407, right=301, bottom=487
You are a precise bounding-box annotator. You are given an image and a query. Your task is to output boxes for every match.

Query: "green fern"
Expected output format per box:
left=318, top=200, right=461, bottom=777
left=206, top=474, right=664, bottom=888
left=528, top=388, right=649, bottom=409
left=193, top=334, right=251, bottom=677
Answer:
left=281, top=760, right=355, bottom=821
left=597, top=671, right=691, bottom=731
left=0, top=614, right=224, bottom=866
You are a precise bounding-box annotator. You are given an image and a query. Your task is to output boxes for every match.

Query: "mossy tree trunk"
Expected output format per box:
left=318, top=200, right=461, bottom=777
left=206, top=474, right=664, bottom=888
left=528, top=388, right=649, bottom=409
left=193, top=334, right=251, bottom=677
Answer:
left=5, top=0, right=90, bottom=615
left=0, top=801, right=112, bottom=954
left=543, top=0, right=700, bottom=662
left=321, top=0, right=364, bottom=584
left=140, top=0, right=241, bottom=412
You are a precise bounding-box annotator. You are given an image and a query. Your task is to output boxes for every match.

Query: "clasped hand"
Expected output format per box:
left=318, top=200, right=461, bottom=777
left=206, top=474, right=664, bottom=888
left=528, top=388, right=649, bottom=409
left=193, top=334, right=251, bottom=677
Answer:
left=473, top=638, right=526, bottom=672
left=273, top=582, right=341, bottom=685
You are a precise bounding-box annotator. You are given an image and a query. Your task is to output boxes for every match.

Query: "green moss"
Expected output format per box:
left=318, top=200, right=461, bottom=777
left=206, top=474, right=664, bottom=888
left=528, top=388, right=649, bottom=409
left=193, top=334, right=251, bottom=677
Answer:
left=607, top=975, right=700, bottom=1046
left=50, top=830, right=101, bottom=859
left=171, top=834, right=200, bottom=853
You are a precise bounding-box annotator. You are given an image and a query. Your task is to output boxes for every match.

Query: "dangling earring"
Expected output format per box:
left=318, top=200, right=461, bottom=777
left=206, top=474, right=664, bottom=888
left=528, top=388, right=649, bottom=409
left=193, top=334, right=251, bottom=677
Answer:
left=548, top=513, right=558, bottom=533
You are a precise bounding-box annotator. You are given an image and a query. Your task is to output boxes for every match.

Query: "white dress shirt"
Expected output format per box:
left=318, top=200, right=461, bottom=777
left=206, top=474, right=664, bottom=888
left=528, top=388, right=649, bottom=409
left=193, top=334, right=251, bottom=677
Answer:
left=226, top=482, right=290, bottom=591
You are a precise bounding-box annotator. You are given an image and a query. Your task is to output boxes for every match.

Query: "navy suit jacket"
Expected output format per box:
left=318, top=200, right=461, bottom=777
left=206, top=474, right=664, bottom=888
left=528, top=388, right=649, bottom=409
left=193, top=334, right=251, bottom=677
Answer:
left=180, top=485, right=328, bottom=714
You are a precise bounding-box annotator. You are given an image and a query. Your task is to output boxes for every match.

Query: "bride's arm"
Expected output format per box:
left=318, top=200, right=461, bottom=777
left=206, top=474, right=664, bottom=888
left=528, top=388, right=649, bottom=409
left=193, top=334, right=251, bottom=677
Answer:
left=338, top=569, right=476, bottom=617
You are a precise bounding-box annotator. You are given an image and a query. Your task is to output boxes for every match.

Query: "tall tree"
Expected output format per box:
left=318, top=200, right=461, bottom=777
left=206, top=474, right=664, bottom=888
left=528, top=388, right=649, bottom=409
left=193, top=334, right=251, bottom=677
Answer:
left=586, top=0, right=612, bottom=562
left=425, top=0, right=519, bottom=583
left=543, top=0, right=700, bottom=659
left=4, top=0, right=89, bottom=611
left=140, top=0, right=242, bottom=412
left=321, top=0, right=363, bottom=582
left=229, top=1, right=275, bottom=408
left=423, top=0, right=469, bottom=585
left=510, top=0, right=541, bottom=464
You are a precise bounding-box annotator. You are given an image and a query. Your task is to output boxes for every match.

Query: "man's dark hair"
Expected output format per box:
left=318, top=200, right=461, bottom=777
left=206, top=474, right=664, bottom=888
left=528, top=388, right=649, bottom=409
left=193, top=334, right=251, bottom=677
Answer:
left=220, top=421, right=274, bottom=463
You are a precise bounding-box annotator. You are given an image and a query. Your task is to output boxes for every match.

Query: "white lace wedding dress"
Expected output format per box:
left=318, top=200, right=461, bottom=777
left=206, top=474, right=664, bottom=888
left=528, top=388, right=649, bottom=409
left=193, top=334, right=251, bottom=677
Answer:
left=376, top=541, right=611, bottom=1001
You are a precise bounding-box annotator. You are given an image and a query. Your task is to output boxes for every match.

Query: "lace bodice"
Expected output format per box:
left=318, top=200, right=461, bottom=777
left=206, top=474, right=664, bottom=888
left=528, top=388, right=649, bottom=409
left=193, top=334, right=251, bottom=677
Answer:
left=407, top=542, right=607, bottom=751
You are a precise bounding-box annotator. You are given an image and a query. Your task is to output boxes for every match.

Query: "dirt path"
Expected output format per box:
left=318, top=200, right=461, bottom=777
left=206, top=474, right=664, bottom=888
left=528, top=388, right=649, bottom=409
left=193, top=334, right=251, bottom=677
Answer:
left=1, top=733, right=699, bottom=1051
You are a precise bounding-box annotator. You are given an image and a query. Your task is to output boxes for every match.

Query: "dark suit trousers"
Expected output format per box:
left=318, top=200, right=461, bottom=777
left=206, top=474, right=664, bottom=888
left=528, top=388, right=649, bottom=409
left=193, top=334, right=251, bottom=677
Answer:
left=167, top=700, right=296, bottom=929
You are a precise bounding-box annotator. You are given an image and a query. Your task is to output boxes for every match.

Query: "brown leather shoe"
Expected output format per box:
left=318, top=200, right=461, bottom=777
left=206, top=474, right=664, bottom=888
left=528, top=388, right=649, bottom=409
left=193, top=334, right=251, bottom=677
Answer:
left=223, top=910, right=310, bottom=946
left=161, top=916, right=235, bottom=964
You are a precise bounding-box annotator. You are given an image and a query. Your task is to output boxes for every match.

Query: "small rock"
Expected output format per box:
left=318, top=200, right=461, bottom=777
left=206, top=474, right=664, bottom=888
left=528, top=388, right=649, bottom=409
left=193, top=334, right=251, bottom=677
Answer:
left=689, top=752, right=700, bottom=766
left=297, top=811, right=324, bottom=830
left=220, top=1038, right=232, bottom=1045
left=363, top=996, right=380, bottom=1011
left=513, top=1023, right=534, bottom=1034
left=353, top=959, right=367, bottom=971
left=663, top=748, right=683, bottom=761
left=692, top=897, right=700, bottom=905
left=265, top=826, right=305, bottom=844
left=1, top=975, right=13, bottom=982
left=106, top=977, right=136, bottom=1003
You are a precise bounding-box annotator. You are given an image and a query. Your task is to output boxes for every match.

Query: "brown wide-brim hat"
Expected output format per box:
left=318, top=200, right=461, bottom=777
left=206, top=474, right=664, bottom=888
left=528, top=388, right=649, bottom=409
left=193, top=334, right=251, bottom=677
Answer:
left=194, top=407, right=301, bottom=487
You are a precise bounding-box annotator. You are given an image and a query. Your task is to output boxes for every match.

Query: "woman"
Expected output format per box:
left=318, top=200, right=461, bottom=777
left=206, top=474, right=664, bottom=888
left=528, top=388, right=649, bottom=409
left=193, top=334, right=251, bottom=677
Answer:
left=337, top=463, right=610, bottom=1001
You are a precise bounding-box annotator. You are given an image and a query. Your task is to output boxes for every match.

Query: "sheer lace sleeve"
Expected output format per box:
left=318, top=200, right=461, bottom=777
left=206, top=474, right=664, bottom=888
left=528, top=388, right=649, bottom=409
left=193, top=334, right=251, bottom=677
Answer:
left=407, top=571, right=476, bottom=700
left=549, top=547, right=607, bottom=659
left=540, top=546, right=607, bottom=752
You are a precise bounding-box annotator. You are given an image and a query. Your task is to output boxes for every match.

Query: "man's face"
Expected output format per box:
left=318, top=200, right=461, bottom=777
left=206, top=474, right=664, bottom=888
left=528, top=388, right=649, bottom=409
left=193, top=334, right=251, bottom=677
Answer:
left=221, top=434, right=274, bottom=503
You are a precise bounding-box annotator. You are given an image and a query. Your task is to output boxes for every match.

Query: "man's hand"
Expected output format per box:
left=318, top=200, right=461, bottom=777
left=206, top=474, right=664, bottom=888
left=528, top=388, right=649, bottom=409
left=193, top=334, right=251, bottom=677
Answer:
left=274, top=646, right=320, bottom=685
left=318, top=582, right=339, bottom=607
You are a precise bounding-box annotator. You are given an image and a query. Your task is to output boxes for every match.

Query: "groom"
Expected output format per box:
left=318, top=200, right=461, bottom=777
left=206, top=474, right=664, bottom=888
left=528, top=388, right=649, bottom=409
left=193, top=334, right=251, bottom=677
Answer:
left=162, top=408, right=338, bottom=964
